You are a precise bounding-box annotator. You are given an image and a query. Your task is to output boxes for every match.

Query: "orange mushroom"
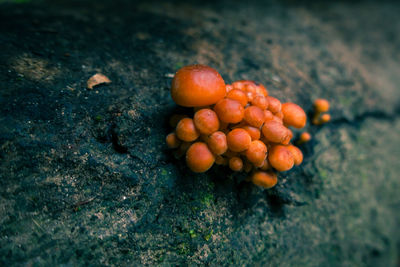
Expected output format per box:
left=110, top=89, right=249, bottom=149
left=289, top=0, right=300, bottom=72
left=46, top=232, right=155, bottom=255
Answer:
left=313, top=99, right=330, bottom=113
left=206, top=131, right=228, bottom=155
left=261, top=121, right=291, bottom=144
left=229, top=156, right=243, bottom=171
left=226, top=128, right=252, bottom=152
left=266, top=96, right=281, bottom=113
left=242, top=125, right=261, bottom=140
left=281, top=102, right=307, bottom=128
left=268, top=145, right=294, bottom=172
left=226, top=89, right=248, bottom=107
left=193, top=108, right=220, bottom=135
left=245, top=140, right=267, bottom=167
left=171, top=64, right=226, bottom=107
left=186, top=142, right=215, bottom=172
left=244, top=106, right=265, bottom=128
left=176, top=118, right=200, bottom=142
left=251, top=95, right=268, bottom=110
left=297, top=132, right=311, bottom=145
left=250, top=171, right=278, bottom=189
left=166, top=132, right=181, bottom=149
left=214, top=98, right=244, bottom=124
left=286, top=145, right=303, bottom=166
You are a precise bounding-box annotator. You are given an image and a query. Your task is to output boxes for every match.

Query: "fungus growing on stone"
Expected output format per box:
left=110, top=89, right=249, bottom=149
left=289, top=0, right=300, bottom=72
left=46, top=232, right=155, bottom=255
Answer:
left=186, top=142, right=215, bottom=172
left=171, top=64, right=226, bottom=107
left=166, top=64, right=321, bottom=188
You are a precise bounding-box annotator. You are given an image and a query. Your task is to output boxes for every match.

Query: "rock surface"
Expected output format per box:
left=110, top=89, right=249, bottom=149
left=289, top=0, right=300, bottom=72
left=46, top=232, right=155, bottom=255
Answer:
left=0, top=0, right=399, bottom=265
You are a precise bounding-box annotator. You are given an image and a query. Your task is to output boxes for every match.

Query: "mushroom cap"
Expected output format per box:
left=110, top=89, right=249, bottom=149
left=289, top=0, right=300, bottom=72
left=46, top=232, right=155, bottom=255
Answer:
left=282, top=102, right=307, bottom=128
left=171, top=65, right=226, bottom=107
left=300, top=132, right=311, bottom=142
left=206, top=131, right=228, bottom=155
left=176, top=118, right=200, bottom=142
left=244, top=106, right=265, bottom=128
left=214, top=98, right=244, bottom=124
left=268, top=145, right=294, bottom=172
left=193, top=108, right=220, bottom=135
left=261, top=121, right=291, bottom=144
left=250, top=171, right=277, bottom=189
left=166, top=132, right=181, bottom=149
left=286, top=145, right=303, bottom=166
left=245, top=140, right=267, bottom=166
left=186, top=142, right=215, bottom=172
left=229, top=156, right=243, bottom=171
left=313, top=99, right=330, bottom=113
left=226, top=128, right=252, bottom=152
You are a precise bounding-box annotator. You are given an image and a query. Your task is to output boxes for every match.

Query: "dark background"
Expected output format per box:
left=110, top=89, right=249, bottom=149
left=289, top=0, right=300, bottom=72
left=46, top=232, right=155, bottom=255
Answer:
left=0, top=0, right=399, bottom=265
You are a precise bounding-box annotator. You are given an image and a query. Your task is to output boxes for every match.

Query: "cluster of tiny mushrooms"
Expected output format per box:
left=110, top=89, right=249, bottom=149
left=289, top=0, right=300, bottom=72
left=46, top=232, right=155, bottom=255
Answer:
left=166, top=65, right=330, bottom=189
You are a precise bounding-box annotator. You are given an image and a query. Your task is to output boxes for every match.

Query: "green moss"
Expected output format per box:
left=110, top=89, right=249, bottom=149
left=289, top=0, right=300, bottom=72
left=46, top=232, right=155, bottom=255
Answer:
left=203, top=229, right=213, bottom=241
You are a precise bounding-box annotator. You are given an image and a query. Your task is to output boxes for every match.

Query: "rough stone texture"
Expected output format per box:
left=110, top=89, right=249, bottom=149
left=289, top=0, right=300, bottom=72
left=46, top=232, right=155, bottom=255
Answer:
left=0, top=0, right=399, bottom=266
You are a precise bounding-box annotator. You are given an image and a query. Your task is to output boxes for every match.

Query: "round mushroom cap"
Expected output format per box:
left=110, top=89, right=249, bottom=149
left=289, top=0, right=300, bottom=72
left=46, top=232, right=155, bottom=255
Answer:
left=171, top=65, right=226, bottom=107
left=186, top=142, right=215, bottom=173
left=282, top=102, right=307, bottom=128
left=250, top=171, right=277, bottom=189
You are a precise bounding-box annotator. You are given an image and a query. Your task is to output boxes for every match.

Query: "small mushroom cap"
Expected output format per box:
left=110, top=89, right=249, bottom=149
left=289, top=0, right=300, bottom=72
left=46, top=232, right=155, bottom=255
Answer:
left=286, top=145, right=303, bottom=166
left=266, top=96, right=282, bottom=113
left=214, top=98, right=244, bottom=124
left=166, top=132, right=181, bottom=149
left=229, top=156, right=243, bottom=171
left=250, top=171, right=277, bottom=189
left=245, top=140, right=267, bottom=166
left=281, top=102, right=307, bottom=128
left=206, top=131, right=228, bottom=155
left=226, top=128, right=252, bottom=152
left=268, top=145, right=294, bottom=172
left=299, top=132, right=311, bottom=142
left=193, top=108, right=220, bottom=135
left=313, top=99, right=330, bottom=113
left=320, top=113, right=331, bottom=123
left=242, top=125, right=261, bottom=140
left=244, top=106, right=265, bottom=128
left=226, top=89, right=248, bottom=107
left=186, top=142, right=215, bottom=172
left=261, top=121, right=291, bottom=144
left=251, top=95, right=269, bottom=110
left=176, top=118, right=200, bottom=142
left=171, top=65, right=226, bottom=107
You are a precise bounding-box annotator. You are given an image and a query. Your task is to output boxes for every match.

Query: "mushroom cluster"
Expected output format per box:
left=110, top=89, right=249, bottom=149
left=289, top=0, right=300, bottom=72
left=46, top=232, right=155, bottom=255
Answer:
left=166, top=64, right=310, bottom=189
left=312, top=98, right=331, bottom=125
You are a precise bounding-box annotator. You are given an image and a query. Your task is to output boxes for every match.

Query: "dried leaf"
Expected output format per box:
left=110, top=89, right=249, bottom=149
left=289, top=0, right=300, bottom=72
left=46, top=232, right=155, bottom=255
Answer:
left=87, top=73, right=111, bottom=89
